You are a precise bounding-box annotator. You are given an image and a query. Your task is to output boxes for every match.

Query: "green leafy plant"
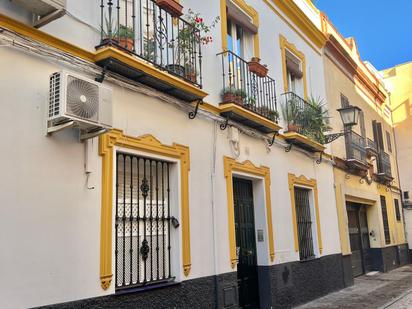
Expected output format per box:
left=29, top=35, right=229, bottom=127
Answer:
left=299, top=96, right=331, bottom=144
left=119, top=24, right=133, bottom=39
left=102, top=16, right=118, bottom=40
left=281, top=96, right=303, bottom=130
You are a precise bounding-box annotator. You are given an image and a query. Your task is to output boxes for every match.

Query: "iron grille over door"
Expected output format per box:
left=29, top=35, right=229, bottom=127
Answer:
left=115, top=153, right=173, bottom=290
left=294, top=187, right=315, bottom=260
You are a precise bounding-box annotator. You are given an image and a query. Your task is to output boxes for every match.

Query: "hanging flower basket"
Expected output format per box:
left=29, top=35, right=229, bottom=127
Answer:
left=156, top=0, right=183, bottom=17
left=248, top=57, right=268, bottom=77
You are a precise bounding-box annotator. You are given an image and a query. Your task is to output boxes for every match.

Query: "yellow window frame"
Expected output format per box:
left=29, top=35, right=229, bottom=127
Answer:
left=288, top=173, right=323, bottom=254
left=224, top=156, right=275, bottom=268
left=99, top=129, right=191, bottom=290
left=220, top=0, right=260, bottom=57
left=279, top=34, right=308, bottom=100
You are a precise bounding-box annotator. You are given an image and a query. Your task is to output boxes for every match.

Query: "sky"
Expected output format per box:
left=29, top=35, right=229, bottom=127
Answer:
left=314, top=0, right=412, bottom=70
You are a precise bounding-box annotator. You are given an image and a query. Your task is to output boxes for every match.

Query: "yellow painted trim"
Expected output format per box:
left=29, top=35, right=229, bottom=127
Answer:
left=98, top=129, right=191, bottom=290
left=345, top=195, right=376, bottom=206
left=265, top=0, right=326, bottom=50
left=220, top=0, right=260, bottom=57
left=0, top=14, right=208, bottom=100
left=224, top=157, right=275, bottom=268
left=288, top=173, right=323, bottom=254
left=219, top=103, right=282, bottom=132
left=0, top=13, right=95, bottom=61
left=283, top=132, right=326, bottom=152
left=279, top=35, right=308, bottom=100
left=95, top=47, right=208, bottom=99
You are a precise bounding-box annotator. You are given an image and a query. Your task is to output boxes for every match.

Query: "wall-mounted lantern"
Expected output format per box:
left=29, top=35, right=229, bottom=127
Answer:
left=324, top=105, right=362, bottom=144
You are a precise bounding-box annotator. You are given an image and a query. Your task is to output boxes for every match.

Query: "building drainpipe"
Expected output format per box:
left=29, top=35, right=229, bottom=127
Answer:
left=388, top=92, right=408, bottom=245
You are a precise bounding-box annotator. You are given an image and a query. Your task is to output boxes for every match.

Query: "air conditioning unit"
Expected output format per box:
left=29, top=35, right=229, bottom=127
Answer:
left=47, top=71, right=112, bottom=139
left=12, top=0, right=65, bottom=17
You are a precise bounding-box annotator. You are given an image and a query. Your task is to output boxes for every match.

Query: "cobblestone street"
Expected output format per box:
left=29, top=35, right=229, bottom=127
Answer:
left=296, top=265, right=412, bottom=309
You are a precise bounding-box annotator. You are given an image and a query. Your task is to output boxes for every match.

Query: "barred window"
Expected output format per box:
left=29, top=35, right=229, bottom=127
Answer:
left=294, top=187, right=315, bottom=260
left=380, top=195, right=391, bottom=245
left=115, top=153, right=174, bottom=290
left=394, top=198, right=401, bottom=221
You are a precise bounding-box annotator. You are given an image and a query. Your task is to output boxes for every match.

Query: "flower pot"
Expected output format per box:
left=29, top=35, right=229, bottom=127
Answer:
left=235, top=95, right=244, bottom=105
left=156, top=0, right=183, bottom=17
left=222, top=93, right=237, bottom=103
left=119, top=38, right=134, bottom=51
left=166, top=64, right=185, bottom=77
left=287, top=123, right=300, bottom=133
left=185, top=71, right=197, bottom=83
left=248, top=60, right=268, bottom=78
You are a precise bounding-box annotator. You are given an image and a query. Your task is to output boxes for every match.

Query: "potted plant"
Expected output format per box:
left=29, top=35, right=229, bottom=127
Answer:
left=119, top=24, right=134, bottom=51
left=248, top=57, right=269, bottom=77
left=221, top=87, right=237, bottom=103
left=169, top=10, right=219, bottom=80
left=244, top=96, right=256, bottom=110
left=101, top=16, right=118, bottom=45
left=235, top=89, right=247, bottom=105
left=281, top=97, right=302, bottom=133
left=299, top=96, right=331, bottom=144
left=143, top=36, right=157, bottom=63
left=257, top=106, right=279, bottom=122
left=156, top=0, right=184, bottom=17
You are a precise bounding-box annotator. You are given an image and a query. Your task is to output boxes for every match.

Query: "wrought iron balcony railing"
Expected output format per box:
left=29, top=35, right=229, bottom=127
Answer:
left=377, top=150, right=392, bottom=177
left=280, top=92, right=324, bottom=143
left=366, top=138, right=378, bottom=153
left=218, top=50, right=278, bottom=122
left=346, top=131, right=367, bottom=163
left=99, top=0, right=202, bottom=87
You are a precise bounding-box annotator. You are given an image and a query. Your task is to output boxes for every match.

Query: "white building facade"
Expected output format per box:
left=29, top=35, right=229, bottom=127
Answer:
left=0, top=0, right=345, bottom=308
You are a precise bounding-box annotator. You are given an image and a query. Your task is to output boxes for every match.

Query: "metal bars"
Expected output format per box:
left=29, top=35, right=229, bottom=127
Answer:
left=346, top=131, right=367, bottom=162
left=380, top=195, right=391, bottom=245
left=218, top=50, right=278, bottom=122
left=281, top=92, right=323, bottom=143
left=99, top=0, right=202, bottom=87
left=294, top=187, right=315, bottom=260
left=377, top=150, right=392, bottom=177
left=115, top=153, right=173, bottom=289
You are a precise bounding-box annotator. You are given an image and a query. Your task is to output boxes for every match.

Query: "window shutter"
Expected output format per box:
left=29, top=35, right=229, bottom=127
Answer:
left=285, top=50, right=303, bottom=79
left=386, top=131, right=392, bottom=153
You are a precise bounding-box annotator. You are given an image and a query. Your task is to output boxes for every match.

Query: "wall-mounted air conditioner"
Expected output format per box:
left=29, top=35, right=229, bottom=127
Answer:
left=12, top=0, right=66, bottom=17
left=47, top=71, right=112, bottom=140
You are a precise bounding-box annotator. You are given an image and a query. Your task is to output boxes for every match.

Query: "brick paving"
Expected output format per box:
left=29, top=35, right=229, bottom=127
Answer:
left=295, top=265, right=412, bottom=309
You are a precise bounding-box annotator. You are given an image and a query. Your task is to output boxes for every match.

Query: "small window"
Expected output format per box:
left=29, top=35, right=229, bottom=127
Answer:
left=394, top=199, right=401, bottom=221
left=286, top=50, right=304, bottom=96
left=386, top=131, right=392, bottom=153
left=340, top=93, right=350, bottom=108
left=294, top=187, right=315, bottom=260
left=380, top=195, right=391, bottom=245
left=115, top=153, right=174, bottom=289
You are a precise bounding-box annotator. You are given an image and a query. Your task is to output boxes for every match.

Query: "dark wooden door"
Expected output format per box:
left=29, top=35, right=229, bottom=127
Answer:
left=233, top=178, right=259, bottom=309
left=347, top=203, right=371, bottom=277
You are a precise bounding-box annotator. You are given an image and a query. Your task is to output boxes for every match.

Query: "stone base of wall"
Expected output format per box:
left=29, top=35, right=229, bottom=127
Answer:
left=370, top=243, right=410, bottom=273
left=37, top=254, right=347, bottom=309
left=341, top=254, right=355, bottom=287
left=269, top=253, right=345, bottom=308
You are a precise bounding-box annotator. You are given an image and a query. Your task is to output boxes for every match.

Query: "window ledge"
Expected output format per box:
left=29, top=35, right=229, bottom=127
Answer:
left=283, top=132, right=325, bottom=153
left=115, top=278, right=178, bottom=295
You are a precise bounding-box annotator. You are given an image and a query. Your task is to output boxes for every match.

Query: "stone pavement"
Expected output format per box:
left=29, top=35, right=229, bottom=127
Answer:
left=295, top=265, right=412, bottom=309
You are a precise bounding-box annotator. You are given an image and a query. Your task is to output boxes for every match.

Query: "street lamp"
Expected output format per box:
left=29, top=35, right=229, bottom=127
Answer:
left=337, top=105, right=362, bottom=127
left=324, top=105, right=362, bottom=144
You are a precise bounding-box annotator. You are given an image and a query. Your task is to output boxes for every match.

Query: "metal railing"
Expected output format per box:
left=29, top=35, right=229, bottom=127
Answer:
left=218, top=50, right=278, bottom=122
left=99, top=0, right=202, bottom=87
left=346, top=131, right=367, bottom=162
left=366, top=138, right=378, bottom=153
left=378, top=150, right=392, bottom=177
left=280, top=92, right=323, bottom=143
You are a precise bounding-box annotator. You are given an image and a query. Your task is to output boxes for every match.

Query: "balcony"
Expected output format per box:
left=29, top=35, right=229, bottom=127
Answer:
left=280, top=92, right=326, bottom=153
left=365, top=138, right=378, bottom=158
left=96, top=0, right=206, bottom=102
left=376, top=150, right=393, bottom=183
left=345, top=131, right=369, bottom=174
left=217, top=50, right=281, bottom=134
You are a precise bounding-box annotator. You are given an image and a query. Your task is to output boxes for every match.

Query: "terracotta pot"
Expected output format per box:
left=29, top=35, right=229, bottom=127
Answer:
left=119, top=38, right=134, bottom=51
left=186, top=72, right=197, bottom=83
left=248, top=60, right=268, bottom=78
left=156, top=0, right=183, bottom=17
left=287, top=123, right=300, bottom=133
left=222, top=93, right=237, bottom=103
left=235, top=95, right=244, bottom=105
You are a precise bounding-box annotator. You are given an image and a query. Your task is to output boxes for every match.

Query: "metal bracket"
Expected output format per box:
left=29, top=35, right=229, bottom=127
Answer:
left=188, top=100, right=203, bottom=119
left=267, top=132, right=279, bottom=146
left=316, top=152, right=323, bottom=164
left=220, top=118, right=229, bottom=130
left=324, top=131, right=346, bottom=144
left=95, top=60, right=111, bottom=83
left=285, top=143, right=292, bottom=152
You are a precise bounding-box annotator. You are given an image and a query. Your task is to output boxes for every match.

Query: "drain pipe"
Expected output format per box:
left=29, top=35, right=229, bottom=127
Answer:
left=211, top=121, right=221, bottom=308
